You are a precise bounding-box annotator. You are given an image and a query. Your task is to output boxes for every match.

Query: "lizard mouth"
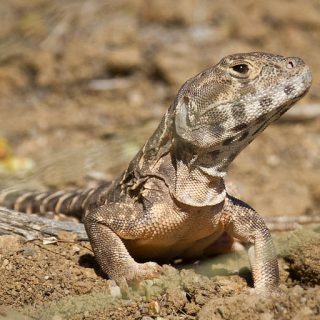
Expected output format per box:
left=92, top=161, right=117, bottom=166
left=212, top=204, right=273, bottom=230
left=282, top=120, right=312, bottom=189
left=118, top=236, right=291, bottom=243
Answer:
left=291, top=66, right=312, bottom=98
left=292, top=89, right=308, bottom=101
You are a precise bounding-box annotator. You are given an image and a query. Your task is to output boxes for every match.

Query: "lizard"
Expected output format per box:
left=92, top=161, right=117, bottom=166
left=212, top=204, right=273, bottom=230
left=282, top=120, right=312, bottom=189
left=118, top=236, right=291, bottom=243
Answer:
left=0, top=52, right=312, bottom=293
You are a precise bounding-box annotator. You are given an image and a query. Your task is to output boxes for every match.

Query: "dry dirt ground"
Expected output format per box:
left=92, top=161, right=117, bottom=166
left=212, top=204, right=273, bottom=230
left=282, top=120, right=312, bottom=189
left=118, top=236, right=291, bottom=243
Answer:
left=0, top=1, right=320, bottom=319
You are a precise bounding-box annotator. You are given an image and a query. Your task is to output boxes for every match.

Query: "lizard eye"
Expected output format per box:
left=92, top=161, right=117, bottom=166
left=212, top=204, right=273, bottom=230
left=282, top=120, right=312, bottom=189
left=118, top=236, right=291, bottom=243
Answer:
left=229, top=63, right=250, bottom=79
left=232, top=64, right=249, bottom=74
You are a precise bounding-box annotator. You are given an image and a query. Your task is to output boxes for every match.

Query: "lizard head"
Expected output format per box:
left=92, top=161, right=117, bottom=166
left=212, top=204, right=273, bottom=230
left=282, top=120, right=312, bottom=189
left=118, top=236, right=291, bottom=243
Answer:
left=174, top=52, right=312, bottom=150
left=173, top=52, right=312, bottom=175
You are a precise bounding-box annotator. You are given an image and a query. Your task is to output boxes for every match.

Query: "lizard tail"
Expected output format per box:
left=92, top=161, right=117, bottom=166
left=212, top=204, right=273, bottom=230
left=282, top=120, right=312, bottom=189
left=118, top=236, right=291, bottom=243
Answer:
left=0, top=182, right=111, bottom=220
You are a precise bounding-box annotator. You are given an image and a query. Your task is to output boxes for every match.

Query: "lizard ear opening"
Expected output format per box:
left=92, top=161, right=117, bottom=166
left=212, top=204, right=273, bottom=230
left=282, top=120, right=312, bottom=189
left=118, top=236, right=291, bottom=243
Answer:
left=183, top=96, right=190, bottom=104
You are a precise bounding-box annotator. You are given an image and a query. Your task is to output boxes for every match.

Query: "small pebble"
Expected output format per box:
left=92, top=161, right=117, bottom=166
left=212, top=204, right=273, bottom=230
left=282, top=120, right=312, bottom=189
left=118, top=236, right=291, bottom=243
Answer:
left=109, top=285, right=122, bottom=298
left=2, top=259, right=9, bottom=267
left=148, top=300, right=160, bottom=314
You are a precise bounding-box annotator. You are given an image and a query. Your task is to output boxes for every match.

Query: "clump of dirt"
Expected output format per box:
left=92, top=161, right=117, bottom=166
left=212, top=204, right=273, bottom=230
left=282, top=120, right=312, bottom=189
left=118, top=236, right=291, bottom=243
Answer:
left=198, top=285, right=320, bottom=320
left=284, top=242, right=320, bottom=287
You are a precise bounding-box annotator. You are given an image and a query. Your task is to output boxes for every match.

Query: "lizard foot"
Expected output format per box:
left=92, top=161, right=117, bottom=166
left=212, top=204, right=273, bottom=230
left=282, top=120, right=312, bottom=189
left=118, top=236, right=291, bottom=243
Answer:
left=114, top=261, right=163, bottom=288
left=130, top=261, right=163, bottom=283
left=249, top=285, right=284, bottom=297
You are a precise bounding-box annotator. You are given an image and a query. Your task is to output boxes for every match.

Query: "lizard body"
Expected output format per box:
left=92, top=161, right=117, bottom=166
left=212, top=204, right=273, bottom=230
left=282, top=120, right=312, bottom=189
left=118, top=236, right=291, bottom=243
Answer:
left=0, top=52, right=312, bottom=293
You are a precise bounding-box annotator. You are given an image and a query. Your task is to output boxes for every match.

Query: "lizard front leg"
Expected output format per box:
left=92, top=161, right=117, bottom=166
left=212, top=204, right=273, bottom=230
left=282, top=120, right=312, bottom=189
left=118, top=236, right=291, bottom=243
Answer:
left=223, top=195, right=279, bottom=293
left=84, top=206, right=162, bottom=285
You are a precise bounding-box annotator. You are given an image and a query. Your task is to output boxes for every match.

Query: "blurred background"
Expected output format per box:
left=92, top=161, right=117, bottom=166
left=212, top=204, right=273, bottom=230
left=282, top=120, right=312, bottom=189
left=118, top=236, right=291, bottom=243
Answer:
left=0, top=0, right=319, bottom=218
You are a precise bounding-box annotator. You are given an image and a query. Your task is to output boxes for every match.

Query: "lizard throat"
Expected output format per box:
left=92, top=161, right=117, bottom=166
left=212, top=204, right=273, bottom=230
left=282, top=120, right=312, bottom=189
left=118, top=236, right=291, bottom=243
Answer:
left=171, top=145, right=228, bottom=207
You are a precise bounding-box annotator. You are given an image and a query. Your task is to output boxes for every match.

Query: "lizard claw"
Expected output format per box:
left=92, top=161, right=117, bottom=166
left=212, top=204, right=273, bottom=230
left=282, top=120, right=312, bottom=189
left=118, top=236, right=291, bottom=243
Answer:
left=131, top=261, right=163, bottom=283
left=114, top=261, right=163, bottom=288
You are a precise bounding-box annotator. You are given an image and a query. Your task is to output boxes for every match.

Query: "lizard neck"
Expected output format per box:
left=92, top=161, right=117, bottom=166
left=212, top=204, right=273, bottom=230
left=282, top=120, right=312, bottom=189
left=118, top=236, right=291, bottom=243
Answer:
left=120, top=106, right=175, bottom=190
left=170, top=142, right=230, bottom=207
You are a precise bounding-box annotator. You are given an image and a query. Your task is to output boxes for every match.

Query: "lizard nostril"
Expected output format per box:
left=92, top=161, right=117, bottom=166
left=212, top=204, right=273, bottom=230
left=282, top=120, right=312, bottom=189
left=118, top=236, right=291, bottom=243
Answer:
left=286, top=60, right=295, bottom=69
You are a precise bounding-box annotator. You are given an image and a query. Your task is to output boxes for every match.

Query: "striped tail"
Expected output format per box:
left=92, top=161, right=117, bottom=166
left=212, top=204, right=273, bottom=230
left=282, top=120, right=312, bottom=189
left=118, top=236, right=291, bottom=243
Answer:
left=0, top=182, right=111, bottom=220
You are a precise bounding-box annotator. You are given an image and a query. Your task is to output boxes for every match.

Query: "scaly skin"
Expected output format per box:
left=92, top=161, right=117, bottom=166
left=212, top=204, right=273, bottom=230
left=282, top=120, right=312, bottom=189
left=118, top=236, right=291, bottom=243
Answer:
left=0, top=52, right=312, bottom=293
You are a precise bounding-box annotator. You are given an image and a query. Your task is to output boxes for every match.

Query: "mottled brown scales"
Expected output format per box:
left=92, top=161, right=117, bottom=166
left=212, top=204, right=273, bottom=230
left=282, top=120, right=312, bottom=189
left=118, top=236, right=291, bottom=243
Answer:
left=255, top=114, right=268, bottom=124
left=231, top=102, right=247, bottom=120
left=238, top=131, right=250, bottom=141
left=0, top=52, right=312, bottom=293
left=222, top=137, right=234, bottom=145
left=233, top=123, right=248, bottom=132
left=260, top=97, right=273, bottom=108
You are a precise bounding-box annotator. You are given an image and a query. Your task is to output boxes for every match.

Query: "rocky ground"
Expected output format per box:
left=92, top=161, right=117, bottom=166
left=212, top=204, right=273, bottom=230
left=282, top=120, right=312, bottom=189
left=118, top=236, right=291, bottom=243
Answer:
left=0, top=0, right=320, bottom=319
left=1, top=225, right=320, bottom=319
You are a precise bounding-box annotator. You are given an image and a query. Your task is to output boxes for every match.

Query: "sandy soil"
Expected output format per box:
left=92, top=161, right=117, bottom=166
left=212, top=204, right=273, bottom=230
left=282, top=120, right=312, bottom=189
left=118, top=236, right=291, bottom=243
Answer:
left=0, top=0, right=320, bottom=319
